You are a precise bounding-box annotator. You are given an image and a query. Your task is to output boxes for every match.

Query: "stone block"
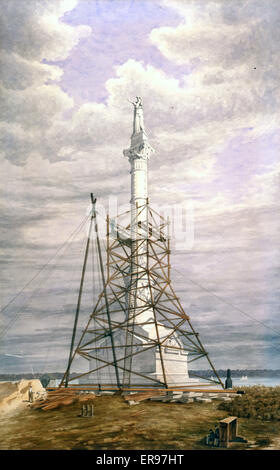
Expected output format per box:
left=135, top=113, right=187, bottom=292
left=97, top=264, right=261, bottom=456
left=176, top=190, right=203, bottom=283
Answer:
left=194, top=397, right=212, bottom=403
left=172, top=392, right=183, bottom=399
left=178, top=397, right=194, bottom=403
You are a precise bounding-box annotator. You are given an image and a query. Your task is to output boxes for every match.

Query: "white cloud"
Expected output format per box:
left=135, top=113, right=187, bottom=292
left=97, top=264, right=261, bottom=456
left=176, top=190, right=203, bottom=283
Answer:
left=0, top=52, right=62, bottom=91
left=151, top=0, right=280, bottom=122
left=0, top=122, right=37, bottom=166
left=150, top=22, right=250, bottom=66
left=0, top=0, right=91, bottom=166
left=0, top=0, right=90, bottom=62
left=1, top=84, right=73, bottom=129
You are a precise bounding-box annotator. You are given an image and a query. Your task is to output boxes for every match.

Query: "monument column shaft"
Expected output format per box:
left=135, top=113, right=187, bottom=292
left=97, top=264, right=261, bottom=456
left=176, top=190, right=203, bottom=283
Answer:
left=130, top=157, right=148, bottom=241
left=131, top=159, right=147, bottom=204
left=123, top=97, right=155, bottom=328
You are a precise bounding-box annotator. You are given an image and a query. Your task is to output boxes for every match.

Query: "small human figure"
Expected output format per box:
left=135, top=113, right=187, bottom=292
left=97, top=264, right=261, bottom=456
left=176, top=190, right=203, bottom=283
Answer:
left=28, top=385, right=33, bottom=403
left=214, top=426, right=220, bottom=447
left=208, top=429, right=215, bottom=446
left=205, top=431, right=211, bottom=445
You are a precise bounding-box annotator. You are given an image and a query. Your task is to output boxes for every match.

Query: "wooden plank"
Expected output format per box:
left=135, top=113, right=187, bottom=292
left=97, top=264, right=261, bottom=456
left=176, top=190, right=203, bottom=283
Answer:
left=124, top=391, right=165, bottom=402
left=46, top=386, right=241, bottom=394
left=220, top=416, right=238, bottom=424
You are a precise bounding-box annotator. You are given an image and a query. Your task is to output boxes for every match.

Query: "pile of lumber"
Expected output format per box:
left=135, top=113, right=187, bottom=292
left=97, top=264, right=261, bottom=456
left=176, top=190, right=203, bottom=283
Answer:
left=123, top=390, right=166, bottom=403
left=31, top=388, right=96, bottom=411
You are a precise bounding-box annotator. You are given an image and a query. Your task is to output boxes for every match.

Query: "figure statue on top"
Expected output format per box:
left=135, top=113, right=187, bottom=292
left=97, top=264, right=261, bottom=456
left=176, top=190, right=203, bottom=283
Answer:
left=129, top=96, right=145, bottom=135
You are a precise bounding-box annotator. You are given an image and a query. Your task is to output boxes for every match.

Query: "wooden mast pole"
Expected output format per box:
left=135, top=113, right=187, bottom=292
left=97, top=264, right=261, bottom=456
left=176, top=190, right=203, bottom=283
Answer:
left=63, top=196, right=95, bottom=388
left=93, top=194, right=121, bottom=389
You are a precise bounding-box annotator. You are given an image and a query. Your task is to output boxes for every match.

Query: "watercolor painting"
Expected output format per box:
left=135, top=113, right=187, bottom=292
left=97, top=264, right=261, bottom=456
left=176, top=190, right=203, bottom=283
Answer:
left=0, top=0, right=279, bottom=453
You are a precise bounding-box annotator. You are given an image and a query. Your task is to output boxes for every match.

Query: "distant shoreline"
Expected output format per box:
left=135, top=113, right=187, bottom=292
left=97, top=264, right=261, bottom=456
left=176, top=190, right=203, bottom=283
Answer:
left=189, top=369, right=280, bottom=378
left=1, top=369, right=280, bottom=381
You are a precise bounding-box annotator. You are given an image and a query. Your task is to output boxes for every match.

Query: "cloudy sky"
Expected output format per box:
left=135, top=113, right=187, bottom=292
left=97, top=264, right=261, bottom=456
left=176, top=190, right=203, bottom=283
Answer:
left=0, top=0, right=279, bottom=375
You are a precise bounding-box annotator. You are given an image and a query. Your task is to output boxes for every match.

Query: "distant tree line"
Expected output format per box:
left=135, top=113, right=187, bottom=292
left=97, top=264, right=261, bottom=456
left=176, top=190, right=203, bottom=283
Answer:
left=1, top=369, right=280, bottom=383
left=189, top=370, right=280, bottom=378
left=0, top=372, right=77, bottom=386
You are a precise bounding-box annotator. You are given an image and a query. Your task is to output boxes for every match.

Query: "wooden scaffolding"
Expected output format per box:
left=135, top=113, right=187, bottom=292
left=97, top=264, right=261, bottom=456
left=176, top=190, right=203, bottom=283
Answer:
left=60, top=197, right=224, bottom=390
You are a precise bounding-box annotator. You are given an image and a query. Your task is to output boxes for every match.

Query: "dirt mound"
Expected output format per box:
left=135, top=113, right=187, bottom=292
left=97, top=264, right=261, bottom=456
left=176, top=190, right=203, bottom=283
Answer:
left=0, top=379, right=45, bottom=415
left=0, top=382, right=18, bottom=401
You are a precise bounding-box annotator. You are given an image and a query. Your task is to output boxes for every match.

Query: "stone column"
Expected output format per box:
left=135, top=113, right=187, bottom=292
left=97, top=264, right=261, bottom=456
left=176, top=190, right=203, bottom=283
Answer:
left=123, top=98, right=154, bottom=327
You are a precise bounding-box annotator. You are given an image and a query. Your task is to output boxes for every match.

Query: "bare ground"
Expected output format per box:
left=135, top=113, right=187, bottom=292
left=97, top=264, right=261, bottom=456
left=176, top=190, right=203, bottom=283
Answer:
left=0, top=393, right=280, bottom=450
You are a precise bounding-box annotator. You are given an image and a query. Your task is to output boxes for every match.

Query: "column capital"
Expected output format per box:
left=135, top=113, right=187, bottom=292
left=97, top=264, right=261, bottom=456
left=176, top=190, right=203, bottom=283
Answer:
left=123, top=141, right=154, bottom=162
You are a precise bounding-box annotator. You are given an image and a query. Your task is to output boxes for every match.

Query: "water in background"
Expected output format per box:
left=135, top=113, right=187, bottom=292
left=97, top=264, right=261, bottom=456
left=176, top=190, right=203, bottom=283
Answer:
left=1, top=376, right=280, bottom=387
left=220, top=376, right=280, bottom=388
